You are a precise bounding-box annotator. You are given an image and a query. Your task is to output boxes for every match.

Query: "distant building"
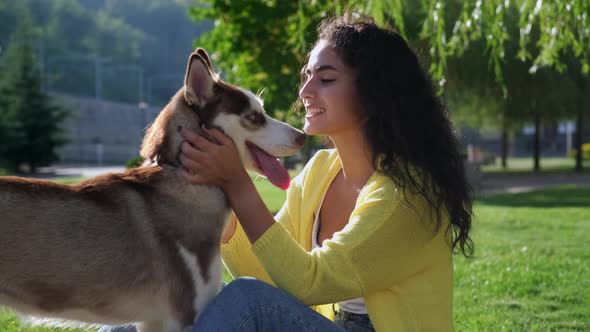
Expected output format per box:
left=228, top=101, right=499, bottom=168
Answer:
left=53, top=93, right=161, bottom=164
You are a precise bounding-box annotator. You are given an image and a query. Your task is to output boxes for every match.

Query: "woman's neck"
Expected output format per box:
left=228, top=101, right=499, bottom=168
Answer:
left=330, top=130, right=375, bottom=190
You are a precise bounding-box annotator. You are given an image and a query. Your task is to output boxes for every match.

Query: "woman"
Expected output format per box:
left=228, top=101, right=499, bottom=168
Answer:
left=103, top=13, right=473, bottom=332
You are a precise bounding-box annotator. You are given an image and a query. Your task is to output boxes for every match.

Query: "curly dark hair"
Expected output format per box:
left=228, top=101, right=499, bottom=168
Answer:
left=301, top=13, right=473, bottom=257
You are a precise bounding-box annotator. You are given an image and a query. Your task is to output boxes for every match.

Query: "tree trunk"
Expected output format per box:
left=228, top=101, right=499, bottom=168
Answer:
left=501, top=121, right=508, bottom=169
left=29, top=161, right=37, bottom=174
left=533, top=111, right=541, bottom=172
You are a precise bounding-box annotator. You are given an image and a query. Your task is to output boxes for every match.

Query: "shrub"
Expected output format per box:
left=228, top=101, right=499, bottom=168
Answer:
left=569, top=142, right=590, bottom=160
left=126, top=156, right=145, bottom=169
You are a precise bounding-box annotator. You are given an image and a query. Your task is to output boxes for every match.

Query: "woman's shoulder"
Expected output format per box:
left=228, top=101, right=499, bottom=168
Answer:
left=308, top=148, right=338, bottom=166
left=360, top=163, right=430, bottom=202
left=294, top=148, right=338, bottom=183
left=358, top=170, right=399, bottom=203
left=358, top=169, right=440, bottom=224
left=356, top=170, right=427, bottom=213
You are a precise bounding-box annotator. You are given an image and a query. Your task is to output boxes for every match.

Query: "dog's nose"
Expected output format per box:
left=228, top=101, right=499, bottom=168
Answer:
left=295, top=132, right=307, bottom=146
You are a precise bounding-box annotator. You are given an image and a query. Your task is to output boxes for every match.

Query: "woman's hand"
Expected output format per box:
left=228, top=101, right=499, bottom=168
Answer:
left=179, top=127, right=250, bottom=192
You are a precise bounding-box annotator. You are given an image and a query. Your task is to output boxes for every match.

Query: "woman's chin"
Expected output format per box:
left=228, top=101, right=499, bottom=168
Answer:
left=303, top=122, right=321, bottom=136
left=303, top=125, right=331, bottom=137
left=303, top=127, right=317, bottom=136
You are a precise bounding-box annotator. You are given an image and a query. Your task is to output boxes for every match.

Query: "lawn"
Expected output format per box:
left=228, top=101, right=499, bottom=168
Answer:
left=482, top=157, right=590, bottom=173
left=250, top=173, right=288, bottom=213
left=1, top=180, right=588, bottom=331
left=453, top=185, right=590, bottom=331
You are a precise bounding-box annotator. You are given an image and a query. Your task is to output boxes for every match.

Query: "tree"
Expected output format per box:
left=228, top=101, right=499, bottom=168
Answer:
left=0, top=8, right=69, bottom=173
left=445, top=11, right=577, bottom=171
left=441, top=0, right=589, bottom=171
left=366, top=0, right=589, bottom=171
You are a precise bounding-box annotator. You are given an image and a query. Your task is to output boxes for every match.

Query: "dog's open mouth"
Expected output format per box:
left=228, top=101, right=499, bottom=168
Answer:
left=246, top=141, right=290, bottom=190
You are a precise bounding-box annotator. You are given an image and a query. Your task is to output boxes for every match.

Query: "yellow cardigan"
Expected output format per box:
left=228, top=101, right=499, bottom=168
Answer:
left=221, top=149, right=454, bottom=331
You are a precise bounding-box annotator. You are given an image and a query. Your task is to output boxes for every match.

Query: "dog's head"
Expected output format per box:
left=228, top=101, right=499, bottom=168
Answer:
left=141, top=48, right=306, bottom=189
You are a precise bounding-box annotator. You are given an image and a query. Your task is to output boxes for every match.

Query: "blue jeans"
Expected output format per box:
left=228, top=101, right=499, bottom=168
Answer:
left=98, top=277, right=372, bottom=331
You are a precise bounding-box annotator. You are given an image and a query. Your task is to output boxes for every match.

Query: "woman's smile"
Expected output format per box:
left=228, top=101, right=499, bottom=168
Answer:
left=305, top=107, right=326, bottom=119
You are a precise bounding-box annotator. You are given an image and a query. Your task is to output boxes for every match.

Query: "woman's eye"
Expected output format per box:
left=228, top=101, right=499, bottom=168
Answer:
left=320, top=79, right=336, bottom=83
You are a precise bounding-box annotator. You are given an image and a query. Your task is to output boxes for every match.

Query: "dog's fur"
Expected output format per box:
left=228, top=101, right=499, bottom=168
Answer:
left=0, top=48, right=305, bottom=332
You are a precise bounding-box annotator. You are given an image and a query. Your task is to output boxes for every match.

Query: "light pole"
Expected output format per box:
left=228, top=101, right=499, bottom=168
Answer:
left=44, top=53, right=108, bottom=102
left=138, top=101, right=149, bottom=136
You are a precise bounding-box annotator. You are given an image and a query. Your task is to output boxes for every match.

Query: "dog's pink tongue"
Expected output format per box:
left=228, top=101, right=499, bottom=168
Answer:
left=249, top=145, right=290, bottom=190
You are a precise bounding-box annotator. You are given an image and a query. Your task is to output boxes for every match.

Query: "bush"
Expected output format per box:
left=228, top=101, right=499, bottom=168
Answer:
left=568, top=142, right=590, bottom=160
left=126, top=156, right=145, bottom=169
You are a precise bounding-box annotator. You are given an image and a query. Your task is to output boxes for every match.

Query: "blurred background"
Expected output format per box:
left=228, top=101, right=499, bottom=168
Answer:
left=0, top=0, right=588, bottom=180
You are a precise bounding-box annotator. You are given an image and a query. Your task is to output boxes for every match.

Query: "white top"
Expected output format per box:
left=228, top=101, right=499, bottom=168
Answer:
left=311, top=192, right=368, bottom=314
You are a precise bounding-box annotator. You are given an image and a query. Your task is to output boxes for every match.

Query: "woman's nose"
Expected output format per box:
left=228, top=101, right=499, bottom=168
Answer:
left=299, top=79, right=315, bottom=101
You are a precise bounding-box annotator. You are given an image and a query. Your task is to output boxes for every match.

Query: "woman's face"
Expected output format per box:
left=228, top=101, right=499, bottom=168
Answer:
left=299, top=40, right=365, bottom=137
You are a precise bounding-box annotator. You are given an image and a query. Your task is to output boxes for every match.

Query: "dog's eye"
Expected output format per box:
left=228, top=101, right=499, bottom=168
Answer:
left=247, top=113, right=261, bottom=123
left=243, top=112, right=266, bottom=127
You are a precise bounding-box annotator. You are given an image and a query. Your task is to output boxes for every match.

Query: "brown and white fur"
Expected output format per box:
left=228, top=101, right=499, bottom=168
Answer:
left=0, top=48, right=306, bottom=332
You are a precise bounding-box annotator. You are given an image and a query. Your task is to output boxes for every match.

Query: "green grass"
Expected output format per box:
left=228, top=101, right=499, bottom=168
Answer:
left=482, top=157, right=590, bottom=174
left=49, top=177, right=88, bottom=185
left=454, top=185, right=590, bottom=331
left=0, top=313, right=93, bottom=332
left=250, top=174, right=288, bottom=214
left=1, top=179, right=588, bottom=331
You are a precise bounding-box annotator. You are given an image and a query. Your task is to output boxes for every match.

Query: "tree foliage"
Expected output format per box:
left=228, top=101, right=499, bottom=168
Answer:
left=189, top=1, right=438, bottom=119
left=190, top=0, right=588, bottom=107
left=430, top=0, right=587, bottom=170
left=0, top=8, right=69, bottom=173
left=0, top=0, right=206, bottom=104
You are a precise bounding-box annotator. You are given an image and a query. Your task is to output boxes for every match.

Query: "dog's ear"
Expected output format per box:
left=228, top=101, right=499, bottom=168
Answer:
left=195, top=48, right=212, bottom=69
left=184, top=53, right=215, bottom=107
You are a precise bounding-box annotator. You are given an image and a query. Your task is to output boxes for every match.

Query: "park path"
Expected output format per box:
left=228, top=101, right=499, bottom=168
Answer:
left=478, top=172, right=590, bottom=196
left=48, top=165, right=126, bottom=178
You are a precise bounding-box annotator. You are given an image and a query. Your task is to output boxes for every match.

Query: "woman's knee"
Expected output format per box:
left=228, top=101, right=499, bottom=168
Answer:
left=221, top=277, right=273, bottom=299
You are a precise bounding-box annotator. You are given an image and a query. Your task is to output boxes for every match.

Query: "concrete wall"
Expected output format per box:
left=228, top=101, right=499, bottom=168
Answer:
left=54, top=94, right=162, bottom=164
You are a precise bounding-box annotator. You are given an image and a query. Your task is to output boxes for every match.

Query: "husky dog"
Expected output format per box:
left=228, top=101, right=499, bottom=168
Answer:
left=0, top=48, right=306, bottom=332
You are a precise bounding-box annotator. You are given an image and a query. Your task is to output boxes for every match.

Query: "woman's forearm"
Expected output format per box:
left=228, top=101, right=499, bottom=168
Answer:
left=223, top=175, right=276, bottom=244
